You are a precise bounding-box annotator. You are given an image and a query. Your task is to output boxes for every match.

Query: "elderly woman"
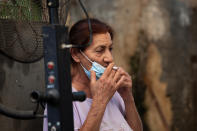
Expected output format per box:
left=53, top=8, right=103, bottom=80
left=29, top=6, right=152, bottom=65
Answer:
left=44, top=18, right=143, bottom=131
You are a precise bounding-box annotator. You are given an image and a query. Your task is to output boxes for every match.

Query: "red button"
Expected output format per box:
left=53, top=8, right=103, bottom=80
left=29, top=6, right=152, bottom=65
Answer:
left=47, top=62, right=54, bottom=70
left=48, top=75, right=55, bottom=84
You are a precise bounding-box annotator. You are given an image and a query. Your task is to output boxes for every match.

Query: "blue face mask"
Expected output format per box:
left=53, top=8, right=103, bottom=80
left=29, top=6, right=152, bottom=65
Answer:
left=80, top=51, right=106, bottom=80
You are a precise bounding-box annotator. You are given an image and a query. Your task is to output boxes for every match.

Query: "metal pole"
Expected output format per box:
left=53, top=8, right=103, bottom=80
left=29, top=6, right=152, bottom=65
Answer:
left=47, top=0, right=59, bottom=24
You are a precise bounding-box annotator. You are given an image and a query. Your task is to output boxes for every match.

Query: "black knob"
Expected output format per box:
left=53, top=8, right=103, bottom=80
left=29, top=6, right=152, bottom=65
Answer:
left=72, top=91, right=86, bottom=102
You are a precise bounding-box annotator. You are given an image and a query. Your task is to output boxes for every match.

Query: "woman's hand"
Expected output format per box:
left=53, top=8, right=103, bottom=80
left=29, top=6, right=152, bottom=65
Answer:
left=114, top=68, right=143, bottom=131
left=114, top=67, right=133, bottom=100
left=90, top=63, right=118, bottom=104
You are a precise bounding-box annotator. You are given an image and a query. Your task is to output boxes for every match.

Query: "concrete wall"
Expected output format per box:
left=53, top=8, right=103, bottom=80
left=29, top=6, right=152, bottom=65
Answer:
left=69, top=0, right=197, bottom=130
left=0, top=54, right=45, bottom=131
left=140, top=0, right=197, bottom=130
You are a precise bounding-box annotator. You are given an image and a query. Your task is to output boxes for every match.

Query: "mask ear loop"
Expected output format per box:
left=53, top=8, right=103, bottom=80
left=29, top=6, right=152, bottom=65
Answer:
left=80, top=50, right=93, bottom=63
left=80, top=63, right=87, bottom=70
left=79, top=50, right=92, bottom=69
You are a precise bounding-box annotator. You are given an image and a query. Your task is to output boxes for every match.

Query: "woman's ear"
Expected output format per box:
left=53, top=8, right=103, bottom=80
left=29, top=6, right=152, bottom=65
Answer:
left=70, top=48, right=81, bottom=63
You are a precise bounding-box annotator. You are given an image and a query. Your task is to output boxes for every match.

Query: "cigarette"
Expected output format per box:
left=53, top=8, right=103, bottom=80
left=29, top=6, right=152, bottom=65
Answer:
left=113, top=66, right=119, bottom=70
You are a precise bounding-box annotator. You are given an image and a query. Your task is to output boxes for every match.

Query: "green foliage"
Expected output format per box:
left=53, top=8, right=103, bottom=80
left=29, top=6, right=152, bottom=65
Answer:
left=0, top=0, right=42, bottom=21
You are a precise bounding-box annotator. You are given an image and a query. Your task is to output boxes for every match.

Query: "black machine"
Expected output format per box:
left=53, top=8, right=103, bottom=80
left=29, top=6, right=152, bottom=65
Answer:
left=0, top=0, right=92, bottom=130
left=42, top=0, right=91, bottom=130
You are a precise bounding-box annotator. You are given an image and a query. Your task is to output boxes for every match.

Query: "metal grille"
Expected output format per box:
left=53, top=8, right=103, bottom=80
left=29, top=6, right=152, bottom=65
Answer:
left=0, top=0, right=49, bottom=63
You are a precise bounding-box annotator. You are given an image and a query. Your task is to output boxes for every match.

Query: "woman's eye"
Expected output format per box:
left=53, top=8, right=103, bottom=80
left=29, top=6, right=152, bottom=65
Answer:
left=96, top=47, right=104, bottom=52
left=109, top=47, right=113, bottom=51
left=96, top=50, right=103, bottom=52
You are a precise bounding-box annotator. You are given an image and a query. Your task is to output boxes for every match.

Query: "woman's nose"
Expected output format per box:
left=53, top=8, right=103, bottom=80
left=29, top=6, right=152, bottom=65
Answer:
left=103, top=50, right=113, bottom=63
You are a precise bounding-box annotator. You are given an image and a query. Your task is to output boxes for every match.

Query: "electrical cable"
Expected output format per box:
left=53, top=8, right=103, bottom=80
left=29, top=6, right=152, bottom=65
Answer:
left=77, top=0, right=93, bottom=48
left=0, top=103, right=44, bottom=120
left=62, top=0, right=93, bottom=48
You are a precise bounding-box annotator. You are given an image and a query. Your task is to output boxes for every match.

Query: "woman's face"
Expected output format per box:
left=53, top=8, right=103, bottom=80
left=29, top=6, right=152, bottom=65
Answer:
left=80, top=32, right=113, bottom=70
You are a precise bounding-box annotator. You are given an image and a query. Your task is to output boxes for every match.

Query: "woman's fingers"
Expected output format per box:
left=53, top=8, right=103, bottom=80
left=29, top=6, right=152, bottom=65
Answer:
left=115, top=75, right=126, bottom=89
left=90, top=70, right=96, bottom=84
left=112, top=67, right=127, bottom=83
left=113, top=68, right=121, bottom=83
left=115, top=75, right=132, bottom=89
left=100, top=64, right=132, bottom=90
left=109, top=69, right=116, bottom=79
left=101, top=63, right=114, bottom=78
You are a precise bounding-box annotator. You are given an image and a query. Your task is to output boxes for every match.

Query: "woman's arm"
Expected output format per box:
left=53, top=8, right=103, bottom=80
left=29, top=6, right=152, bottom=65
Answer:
left=122, top=92, right=143, bottom=131
left=79, top=97, right=107, bottom=131
left=79, top=63, right=118, bottom=131
left=115, top=67, right=143, bottom=131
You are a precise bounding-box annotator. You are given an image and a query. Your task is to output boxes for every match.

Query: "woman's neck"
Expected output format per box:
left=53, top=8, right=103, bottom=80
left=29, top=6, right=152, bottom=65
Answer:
left=72, top=65, right=92, bottom=98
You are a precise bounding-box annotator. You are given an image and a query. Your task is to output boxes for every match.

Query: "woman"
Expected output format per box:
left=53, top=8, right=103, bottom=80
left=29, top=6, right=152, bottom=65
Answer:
left=44, top=18, right=143, bottom=131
